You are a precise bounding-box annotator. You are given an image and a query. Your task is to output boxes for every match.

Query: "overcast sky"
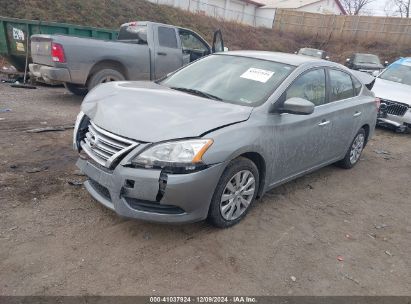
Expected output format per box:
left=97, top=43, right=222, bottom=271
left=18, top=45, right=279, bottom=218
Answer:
left=369, top=0, right=389, bottom=16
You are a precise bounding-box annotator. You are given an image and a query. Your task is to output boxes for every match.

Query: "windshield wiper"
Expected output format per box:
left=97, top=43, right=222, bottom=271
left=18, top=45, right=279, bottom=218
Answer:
left=170, top=87, right=223, bottom=101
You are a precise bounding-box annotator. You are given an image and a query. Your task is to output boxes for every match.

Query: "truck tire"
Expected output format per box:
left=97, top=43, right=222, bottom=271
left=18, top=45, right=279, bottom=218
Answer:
left=87, top=68, right=125, bottom=90
left=64, top=83, right=88, bottom=96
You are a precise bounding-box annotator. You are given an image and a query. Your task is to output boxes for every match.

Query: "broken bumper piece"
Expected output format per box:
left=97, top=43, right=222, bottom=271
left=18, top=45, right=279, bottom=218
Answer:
left=76, top=158, right=226, bottom=224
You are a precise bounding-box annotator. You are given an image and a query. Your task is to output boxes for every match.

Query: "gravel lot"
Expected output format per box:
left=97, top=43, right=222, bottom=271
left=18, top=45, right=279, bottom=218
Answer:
left=0, top=82, right=410, bottom=296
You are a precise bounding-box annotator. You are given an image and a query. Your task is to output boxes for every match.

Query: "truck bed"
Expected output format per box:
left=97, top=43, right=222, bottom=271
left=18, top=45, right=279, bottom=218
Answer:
left=31, top=34, right=151, bottom=84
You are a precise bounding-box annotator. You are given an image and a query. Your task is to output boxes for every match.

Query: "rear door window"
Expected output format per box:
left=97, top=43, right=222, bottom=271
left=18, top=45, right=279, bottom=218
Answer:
left=158, top=27, right=178, bottom=49
left=329, top=69, right=355, bottom=102
left=285, top=69, right=326, bottom=106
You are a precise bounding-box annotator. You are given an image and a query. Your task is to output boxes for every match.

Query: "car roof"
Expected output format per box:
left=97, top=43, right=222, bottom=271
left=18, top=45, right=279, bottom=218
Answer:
left=300, top=47, right=324, bottom=52
left=354, top=53, right=379, bottom=56
left=222, top=50, right=329, bottom=67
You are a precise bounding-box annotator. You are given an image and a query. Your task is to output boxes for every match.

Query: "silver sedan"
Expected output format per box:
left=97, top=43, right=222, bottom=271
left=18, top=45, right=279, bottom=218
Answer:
left=74, top=51, right=378, bottom=227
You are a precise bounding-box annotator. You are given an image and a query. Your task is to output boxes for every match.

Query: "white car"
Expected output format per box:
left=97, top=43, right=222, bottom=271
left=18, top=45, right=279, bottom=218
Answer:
left=372, top=58, right=411, bottom=132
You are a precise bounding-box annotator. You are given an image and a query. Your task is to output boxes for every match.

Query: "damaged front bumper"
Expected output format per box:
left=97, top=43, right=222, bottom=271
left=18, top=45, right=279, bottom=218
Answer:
left=377, top=101, right=411, bottom=132
left=76, top=157, right=226, bottom=224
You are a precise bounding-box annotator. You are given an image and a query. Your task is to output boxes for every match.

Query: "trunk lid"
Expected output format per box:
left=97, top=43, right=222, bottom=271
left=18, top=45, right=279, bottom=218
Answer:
left=30, top=35, right=54, bottom=66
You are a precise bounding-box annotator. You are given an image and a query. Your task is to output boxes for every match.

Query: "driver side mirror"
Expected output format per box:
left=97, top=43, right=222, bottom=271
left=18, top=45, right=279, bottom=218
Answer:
left=384, top=61, right=389, bottom=67
left=278, top=97, right=315, bottom=115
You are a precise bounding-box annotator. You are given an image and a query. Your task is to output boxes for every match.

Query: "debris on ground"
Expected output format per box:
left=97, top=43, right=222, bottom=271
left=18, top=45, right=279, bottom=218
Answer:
left=375, top=224, right=388, bottom=229
left=26, top=166, right=49, bottom=173
left=0, top=118, right=5, bottom=121
left=343, top=273, right=360, bottom=285
left=367, top=233, right=376, bottom=239
left=67, top=180, right=83, bottom=186
left=10, top=81, right=37, bottom=89
left=374, top=149, right=391, bottom=155
left=385, top=250, right=393, bottom=257
left=26, top=125, right=74, bottom=133
left=345, top=234, right=352, bottom=239
left=290, top=276, right=297, bottom=282
left=73, top=170, right=85, bottom=176
left=0, top=108, right=12, bottom=113
left=1, top=79, right=17, bottom=83
left=337, top=255, right=344, bottom=261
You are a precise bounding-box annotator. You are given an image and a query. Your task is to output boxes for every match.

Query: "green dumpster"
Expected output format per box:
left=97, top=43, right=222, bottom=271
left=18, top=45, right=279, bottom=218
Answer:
left=0, top=16, right=118, bottom=72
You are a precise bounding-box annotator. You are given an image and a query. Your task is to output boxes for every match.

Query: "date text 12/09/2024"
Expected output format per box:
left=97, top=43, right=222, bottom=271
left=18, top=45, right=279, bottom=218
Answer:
left=149, top=297, right=257, bottom=303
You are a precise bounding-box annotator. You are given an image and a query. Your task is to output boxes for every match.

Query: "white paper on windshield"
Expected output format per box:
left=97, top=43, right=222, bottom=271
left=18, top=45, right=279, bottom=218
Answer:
left=240, top=68, right=274, bottom=83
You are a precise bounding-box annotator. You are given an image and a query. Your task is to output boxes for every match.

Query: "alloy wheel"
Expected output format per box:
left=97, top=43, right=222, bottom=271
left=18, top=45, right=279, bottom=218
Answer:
left=220, top=170, right=256, bottom=221
left=350, top=133, right=365, bottom=164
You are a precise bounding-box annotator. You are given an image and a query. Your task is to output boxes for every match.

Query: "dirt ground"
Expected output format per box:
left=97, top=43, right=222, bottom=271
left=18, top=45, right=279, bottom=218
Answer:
left=0, top=82, right=410, bottom=296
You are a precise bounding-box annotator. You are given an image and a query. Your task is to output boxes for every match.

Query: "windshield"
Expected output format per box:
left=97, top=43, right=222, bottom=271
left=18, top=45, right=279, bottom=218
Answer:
left=298, top=48, right=323, bottom=58
left=354, top=54, right=380, bottom=64
left=161, top=55, right=295, bottom=106
left=379, top=62, right=411, bottom=86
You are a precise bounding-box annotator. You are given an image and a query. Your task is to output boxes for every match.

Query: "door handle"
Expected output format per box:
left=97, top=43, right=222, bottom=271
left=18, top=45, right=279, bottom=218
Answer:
left=353, top=111, right=362, bottom=117
left=318, top=120, right=330, bottom=126
left=157, top=52, right=167, bottom=56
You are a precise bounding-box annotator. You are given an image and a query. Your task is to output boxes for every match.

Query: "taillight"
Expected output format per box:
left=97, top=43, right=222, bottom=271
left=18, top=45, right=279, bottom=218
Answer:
left=51, top=43, right=66, bottom=63
left=375, top=97, right=381, bottom=109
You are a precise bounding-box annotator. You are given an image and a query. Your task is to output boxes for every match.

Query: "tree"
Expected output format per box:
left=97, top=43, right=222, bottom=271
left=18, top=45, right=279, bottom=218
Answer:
left=340, top=0, right=376, bottom=15
left=385, top=0, right=411, bottom=17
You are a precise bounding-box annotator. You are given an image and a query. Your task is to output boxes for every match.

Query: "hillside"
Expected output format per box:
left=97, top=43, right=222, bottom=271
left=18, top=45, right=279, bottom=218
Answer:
left=1, top=0, right=409, bottom=63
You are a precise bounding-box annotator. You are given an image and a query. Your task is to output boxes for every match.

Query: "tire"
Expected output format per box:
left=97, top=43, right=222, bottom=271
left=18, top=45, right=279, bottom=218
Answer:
left=207, top=157, right=259, bottom=228
left=87, top=68, right=125, bottom=90
left=337, top=128, right=366, bottom=169
left=64, top=83, right=88, bottom=96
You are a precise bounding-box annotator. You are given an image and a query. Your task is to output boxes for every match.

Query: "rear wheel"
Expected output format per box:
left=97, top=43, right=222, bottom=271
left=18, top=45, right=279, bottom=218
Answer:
left=337, top=128, right=366, bottom=169
left=208, top=157, right=259, bottom=228
left=64, top=83, right=88, bottom=96
left=87, top=68, right=125, bottom=90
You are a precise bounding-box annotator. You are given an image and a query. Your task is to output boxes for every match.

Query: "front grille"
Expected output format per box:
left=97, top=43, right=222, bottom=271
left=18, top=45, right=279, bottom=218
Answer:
left=80, top=121, right=138, bottom=168
left=381, top=99, right=409, bottom=117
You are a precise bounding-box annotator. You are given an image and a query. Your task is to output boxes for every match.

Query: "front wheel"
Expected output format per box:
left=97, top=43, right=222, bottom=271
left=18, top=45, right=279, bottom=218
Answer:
left=337, top=128, right=366, bottom=169
left=208, top=157, right=259, bottom=228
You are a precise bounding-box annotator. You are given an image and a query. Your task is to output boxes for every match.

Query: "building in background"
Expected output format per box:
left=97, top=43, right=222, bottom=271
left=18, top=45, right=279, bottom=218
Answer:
left=259, top=0, right=346, bottom=15
left=146, top=0, right=276, bottom=28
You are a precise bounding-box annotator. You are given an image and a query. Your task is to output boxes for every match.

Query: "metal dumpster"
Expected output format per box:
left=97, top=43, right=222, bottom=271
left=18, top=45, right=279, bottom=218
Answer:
left=0, top=16, right=118, bottom=72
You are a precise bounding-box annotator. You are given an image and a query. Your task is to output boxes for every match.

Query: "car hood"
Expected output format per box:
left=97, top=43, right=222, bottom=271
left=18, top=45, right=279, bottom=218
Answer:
left=81, top=81, right=253, bottom=142
left=372, top=78, right=411, bottom=106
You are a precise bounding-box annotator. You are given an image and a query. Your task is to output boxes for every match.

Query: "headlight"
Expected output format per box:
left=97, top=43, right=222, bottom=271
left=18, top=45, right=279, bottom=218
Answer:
left=132, top=139, right=213, bottom=170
